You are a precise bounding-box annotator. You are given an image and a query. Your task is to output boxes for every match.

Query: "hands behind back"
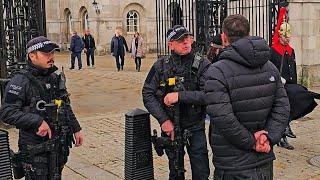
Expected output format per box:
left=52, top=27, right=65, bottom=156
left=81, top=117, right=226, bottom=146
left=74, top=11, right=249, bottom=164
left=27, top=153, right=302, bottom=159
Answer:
left=254, top=130, right=271, bottom=153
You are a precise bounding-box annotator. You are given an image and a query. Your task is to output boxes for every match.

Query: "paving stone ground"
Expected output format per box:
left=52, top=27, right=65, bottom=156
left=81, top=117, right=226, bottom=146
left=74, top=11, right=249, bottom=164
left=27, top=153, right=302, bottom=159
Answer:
left=2, top=52, right=320, bottom=180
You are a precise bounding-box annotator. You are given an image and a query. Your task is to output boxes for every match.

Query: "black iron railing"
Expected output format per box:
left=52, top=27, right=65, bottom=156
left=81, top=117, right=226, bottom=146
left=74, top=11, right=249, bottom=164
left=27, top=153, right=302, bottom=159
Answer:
left=0, top=0, right=46, bottom=80
left=0, top=0, right=46, bottom=99
left=156, top=0, right=288, bottom=56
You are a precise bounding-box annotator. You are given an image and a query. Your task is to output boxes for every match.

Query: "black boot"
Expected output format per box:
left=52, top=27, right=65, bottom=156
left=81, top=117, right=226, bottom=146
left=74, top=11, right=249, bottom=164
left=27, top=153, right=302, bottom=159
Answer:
left=278, top=136, right=294, bottom=150
left=284, top=125, right=296, bottom=138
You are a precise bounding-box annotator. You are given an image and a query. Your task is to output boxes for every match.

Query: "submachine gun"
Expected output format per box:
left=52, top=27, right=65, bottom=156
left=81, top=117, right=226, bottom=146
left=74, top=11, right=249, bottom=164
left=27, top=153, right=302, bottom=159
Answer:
left=11, top=68, right=74, bottom=180
left=151, top=76, right=192, bottom=178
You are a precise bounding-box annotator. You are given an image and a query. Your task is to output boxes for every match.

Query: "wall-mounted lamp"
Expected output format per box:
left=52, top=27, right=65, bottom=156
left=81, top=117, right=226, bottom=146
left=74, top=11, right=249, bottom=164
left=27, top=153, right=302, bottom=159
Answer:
left=92, top=0, right=100, bottom=14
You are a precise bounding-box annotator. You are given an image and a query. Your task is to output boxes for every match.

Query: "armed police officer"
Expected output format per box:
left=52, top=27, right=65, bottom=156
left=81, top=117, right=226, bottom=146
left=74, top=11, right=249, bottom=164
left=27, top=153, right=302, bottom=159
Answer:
left=0, top=36, right=83, bottom=179
left=142, top=25, right=210, bottom=180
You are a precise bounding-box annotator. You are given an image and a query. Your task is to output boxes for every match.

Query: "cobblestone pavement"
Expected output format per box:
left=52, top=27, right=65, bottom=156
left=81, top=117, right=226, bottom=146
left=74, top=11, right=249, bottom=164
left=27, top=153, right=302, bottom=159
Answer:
left=3, top=52, right=320, bottom=179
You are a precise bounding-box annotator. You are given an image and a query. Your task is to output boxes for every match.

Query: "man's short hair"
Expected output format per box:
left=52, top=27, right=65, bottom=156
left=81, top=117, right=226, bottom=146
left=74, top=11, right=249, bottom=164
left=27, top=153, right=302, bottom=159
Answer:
left=222, top=14, right=250, bottom=43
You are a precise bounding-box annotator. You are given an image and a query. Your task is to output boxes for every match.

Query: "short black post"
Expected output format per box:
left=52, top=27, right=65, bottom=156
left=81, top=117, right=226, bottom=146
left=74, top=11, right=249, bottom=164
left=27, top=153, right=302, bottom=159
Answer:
left=0, top=130, right=12, bottom=179
left=125, top=108, right=154, bottom=180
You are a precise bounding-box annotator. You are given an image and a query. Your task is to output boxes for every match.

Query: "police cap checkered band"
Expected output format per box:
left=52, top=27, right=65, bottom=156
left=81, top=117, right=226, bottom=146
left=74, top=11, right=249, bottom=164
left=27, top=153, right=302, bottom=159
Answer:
left=26, top=36, right=60, bottom=54
left=166, top=25, right=193, bottom=41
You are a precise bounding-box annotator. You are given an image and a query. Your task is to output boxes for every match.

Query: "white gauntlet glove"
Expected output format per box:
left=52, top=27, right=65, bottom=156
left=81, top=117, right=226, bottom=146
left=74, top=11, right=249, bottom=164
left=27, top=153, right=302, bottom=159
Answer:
left=281, top=77, right=286, bottom=84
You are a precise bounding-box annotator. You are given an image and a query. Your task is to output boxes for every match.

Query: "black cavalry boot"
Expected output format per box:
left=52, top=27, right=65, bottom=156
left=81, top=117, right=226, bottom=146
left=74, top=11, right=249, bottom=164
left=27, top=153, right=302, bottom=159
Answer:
left=278, top=136, right=294, bottom=150
left=284, top=124, right=296, bottom=138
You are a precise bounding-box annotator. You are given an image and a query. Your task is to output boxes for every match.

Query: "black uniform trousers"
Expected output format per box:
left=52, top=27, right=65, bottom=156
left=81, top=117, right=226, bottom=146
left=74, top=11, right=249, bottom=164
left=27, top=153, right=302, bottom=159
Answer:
left=164, top=122, right=210, bottom=180
left=214, top=161, right=273, bottom=180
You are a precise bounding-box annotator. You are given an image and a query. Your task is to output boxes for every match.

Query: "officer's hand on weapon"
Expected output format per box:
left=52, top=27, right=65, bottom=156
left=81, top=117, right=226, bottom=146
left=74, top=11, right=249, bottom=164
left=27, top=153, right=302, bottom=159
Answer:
left=74, top=131, right=84, bottom=147
left=37, top=120, right=52, bottom=139
left=164, top=92, right=179, bottom=107
left=161, top=120, right=175, bottom=140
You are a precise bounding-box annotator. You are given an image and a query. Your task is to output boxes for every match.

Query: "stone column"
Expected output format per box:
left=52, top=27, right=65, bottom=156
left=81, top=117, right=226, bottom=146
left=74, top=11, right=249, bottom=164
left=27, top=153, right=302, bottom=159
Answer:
left=289, top=1, right=320, bottom=86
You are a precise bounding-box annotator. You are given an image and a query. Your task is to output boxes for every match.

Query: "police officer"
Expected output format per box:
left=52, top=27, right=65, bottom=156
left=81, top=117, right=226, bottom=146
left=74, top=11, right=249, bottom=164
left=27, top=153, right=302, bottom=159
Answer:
left=0, top=36, right=83, bottom=179
left=142, top=25, right=210, bottom=180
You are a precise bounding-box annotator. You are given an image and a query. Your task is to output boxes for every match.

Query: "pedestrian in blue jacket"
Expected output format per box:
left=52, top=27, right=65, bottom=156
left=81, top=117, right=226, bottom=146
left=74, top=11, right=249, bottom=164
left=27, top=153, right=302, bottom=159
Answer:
left=111, top=28, right=129, bottom=71
left=70, top=31, right=84, bottom=70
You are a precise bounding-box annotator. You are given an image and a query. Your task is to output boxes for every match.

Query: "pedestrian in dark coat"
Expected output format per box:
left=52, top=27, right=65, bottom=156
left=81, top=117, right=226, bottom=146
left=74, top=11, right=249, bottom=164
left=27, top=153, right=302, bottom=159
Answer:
left=111, top=28, right=129, bottom=71
left=70, top=31, right=84, bottom=70
left=205, top=14, right=290, bottom=179
left=82, top=29, right=96, bottom=68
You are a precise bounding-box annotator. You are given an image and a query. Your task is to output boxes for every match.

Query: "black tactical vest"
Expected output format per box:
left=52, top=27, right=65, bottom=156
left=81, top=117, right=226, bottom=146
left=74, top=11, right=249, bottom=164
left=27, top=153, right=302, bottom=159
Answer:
left=159, top=54, right=204, bottom=128
left=18, top=70, right=59, bottom=118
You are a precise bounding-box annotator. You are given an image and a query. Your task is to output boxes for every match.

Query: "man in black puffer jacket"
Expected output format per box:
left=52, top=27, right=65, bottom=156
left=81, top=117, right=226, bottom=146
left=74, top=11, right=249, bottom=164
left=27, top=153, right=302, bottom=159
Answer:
left=205, top=15, right=290, bottom=179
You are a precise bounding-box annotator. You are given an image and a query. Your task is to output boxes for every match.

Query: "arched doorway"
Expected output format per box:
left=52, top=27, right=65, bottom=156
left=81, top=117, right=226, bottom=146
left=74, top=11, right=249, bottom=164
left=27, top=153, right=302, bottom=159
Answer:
left=64, top=8, right=72, bottom=42
left=79, top=7, right=89, bottom=31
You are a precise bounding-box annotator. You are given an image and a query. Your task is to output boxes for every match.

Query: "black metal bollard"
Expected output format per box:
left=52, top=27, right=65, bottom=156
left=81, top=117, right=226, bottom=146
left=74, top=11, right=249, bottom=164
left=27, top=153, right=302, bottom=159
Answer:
left=0, top=129, right=13, bottom=179
left=125, top=108, right=154, bottom=180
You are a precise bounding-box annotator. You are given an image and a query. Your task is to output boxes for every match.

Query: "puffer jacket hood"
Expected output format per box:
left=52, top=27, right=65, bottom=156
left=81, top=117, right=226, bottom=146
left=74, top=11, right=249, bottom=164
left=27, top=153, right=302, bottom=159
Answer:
left=219, top=36, right=270, bottom=68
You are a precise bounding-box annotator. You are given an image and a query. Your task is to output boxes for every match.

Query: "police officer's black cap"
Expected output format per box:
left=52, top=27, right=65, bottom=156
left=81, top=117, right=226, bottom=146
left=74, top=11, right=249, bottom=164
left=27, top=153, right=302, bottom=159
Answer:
left=26, top=36, right=60, bottom=54
left=166, top=25, right=193, bottom=41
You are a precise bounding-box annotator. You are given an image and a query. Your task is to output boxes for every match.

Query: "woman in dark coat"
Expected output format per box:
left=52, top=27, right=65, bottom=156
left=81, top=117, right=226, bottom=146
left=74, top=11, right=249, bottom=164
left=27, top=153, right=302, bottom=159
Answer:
left=111, top=28, right=129, bottom=71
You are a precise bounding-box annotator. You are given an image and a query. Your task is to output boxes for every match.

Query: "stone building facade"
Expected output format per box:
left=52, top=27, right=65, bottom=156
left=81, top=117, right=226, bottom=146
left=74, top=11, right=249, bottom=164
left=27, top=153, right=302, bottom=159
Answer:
left=46, top=0, right=157, bottom=54
left=46, top=0, right=320, bottom=82
left=288, top=0, right=320, bottom=84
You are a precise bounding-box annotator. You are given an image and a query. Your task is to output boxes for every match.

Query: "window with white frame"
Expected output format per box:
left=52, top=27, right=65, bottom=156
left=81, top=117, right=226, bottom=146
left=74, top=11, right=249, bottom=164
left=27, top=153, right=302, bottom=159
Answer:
left=126, top=10, right=139, bottom=32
